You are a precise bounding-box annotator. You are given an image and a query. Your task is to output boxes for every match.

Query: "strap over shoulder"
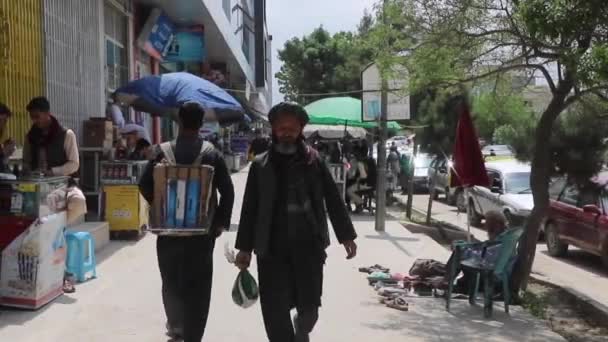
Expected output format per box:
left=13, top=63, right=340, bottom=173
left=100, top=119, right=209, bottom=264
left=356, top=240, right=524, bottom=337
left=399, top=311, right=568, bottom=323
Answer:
left=193, top=141, right=216, bottom=166
left=159, top=141, right=177, bottom=165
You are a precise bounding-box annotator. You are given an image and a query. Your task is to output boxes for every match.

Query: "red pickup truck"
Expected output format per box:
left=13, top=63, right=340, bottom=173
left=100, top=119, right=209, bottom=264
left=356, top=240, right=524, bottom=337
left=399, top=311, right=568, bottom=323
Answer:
left=545, top=174, right=608, bottom=268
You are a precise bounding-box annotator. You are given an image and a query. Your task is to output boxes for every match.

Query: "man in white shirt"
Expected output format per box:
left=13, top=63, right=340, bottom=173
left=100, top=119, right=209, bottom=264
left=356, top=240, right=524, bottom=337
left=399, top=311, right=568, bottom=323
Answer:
left=23, top=97, right=79, bottom=176
left=346, top=151, right=370, bottom=212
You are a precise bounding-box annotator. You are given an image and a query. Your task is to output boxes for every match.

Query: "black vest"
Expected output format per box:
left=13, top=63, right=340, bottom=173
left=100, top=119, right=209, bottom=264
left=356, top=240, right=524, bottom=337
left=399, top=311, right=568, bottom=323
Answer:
left=29, top=127, right=68, bottom=171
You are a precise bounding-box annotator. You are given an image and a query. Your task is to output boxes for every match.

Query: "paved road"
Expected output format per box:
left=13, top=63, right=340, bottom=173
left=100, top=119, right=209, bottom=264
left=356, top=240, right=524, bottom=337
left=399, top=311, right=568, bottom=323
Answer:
left=399, top=193, right=608, bottom=315
left=0, top=171, right=564, bottom=341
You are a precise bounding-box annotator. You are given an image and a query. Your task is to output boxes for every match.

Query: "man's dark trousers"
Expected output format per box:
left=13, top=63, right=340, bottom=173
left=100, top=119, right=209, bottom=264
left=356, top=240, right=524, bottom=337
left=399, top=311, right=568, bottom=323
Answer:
left=257, top=246, right=324, bottom=342
left=157, top=235, right=215, bottom=342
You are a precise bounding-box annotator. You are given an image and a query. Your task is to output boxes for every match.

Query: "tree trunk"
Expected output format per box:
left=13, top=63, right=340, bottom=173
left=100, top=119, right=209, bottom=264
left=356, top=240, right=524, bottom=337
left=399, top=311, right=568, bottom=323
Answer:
left=511, top=76, right=574, bottom=293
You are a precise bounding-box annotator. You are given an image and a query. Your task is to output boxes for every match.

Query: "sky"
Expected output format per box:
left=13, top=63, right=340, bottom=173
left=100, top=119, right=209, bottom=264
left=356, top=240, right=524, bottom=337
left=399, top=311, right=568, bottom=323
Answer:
left=266, top=0, right=378, bottom=105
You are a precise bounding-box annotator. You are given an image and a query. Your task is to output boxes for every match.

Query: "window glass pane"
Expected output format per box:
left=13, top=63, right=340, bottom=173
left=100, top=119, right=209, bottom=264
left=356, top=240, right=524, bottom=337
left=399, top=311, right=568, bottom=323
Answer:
left=504, top=172, right=531, bottom=194
left=106, top=40, right=114, bottom=65
left=560, top=185, right=579, bottom=206
left=578, top=186, right=599, bottom=208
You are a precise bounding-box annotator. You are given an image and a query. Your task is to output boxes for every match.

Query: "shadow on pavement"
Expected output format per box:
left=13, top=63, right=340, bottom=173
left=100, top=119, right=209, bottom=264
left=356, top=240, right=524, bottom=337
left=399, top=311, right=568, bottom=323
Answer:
left=363, top=231, right=419, bottom=257
left=0, top=241, right=138, bottom=329
left=540, top=249, right=608, bottom=278
left=0, top=293, right=78, bottom=330
left=96, top=240, right=140, bottom=266
left=361, top=297, right=564, bottom=341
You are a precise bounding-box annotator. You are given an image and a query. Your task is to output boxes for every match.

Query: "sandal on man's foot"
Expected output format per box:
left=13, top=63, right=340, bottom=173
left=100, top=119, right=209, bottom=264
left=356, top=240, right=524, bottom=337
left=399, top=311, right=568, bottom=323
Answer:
left=63, top=279, right=75, bottom=293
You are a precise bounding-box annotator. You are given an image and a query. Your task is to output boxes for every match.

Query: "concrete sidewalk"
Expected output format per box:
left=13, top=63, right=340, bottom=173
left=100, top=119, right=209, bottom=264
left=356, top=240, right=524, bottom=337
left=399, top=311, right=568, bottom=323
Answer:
left=396, top=193, right=608, bottom=318
left=0, top=170, right=565, bottom=341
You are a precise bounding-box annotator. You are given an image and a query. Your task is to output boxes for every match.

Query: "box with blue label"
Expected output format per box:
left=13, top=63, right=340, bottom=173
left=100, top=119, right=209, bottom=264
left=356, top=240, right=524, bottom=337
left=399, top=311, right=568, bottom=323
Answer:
left=150, top=164, right=214, bottom=236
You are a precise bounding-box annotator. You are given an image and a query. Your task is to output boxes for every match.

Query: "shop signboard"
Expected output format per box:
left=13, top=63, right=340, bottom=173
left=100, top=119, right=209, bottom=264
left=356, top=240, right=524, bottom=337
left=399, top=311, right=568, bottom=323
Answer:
left=361, top=62, right=410, bottom=122
left=137, top=8, right=175, bottom=61
left=164, top=28, right=206, bottom=62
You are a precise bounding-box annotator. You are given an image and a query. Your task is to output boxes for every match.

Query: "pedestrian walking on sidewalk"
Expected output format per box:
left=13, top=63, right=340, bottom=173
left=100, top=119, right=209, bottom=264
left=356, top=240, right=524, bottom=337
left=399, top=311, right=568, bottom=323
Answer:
left=234, top=102, right=358, bottom=342
left=138, top=102, right=235, bottom=342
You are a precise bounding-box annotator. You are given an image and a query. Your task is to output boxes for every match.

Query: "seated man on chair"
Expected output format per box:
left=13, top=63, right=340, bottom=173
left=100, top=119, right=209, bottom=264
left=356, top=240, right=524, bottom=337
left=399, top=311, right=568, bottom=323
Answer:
left=346, top=145, right=372, bottom=213
left=450, top=210, right=508, bottom=295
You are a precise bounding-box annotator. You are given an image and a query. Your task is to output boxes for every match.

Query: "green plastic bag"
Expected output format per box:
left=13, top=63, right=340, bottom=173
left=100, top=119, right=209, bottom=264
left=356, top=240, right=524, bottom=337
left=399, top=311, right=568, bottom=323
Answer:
left=231, top=270, right=259, bottom=308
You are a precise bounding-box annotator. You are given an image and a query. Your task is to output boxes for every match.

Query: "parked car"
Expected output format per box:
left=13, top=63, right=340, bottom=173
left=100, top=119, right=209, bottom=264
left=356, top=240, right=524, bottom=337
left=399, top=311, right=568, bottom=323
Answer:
left=386, top=135, right=410, bottom=149
left=428, top=156, right=465, bottom=211
left=482, top=144, right=514, bottom=157
left=467, top=160, right=532, bottom=227
left=412, top=152, right=433, bottom=191
left=544, top=173, right=608, bottom=267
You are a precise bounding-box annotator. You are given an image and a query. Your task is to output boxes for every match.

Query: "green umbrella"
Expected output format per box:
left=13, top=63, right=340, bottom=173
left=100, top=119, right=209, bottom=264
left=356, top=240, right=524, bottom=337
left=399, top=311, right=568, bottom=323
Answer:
left=304, top=97, right=401, bottom=130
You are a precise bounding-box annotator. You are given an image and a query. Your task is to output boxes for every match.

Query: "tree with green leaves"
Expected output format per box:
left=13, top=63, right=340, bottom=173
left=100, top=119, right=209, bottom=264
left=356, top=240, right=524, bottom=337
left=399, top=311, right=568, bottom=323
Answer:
left=496, top=97, right=608, bottom=183
left=374, top=0, right=608, bottom=291
left=276, top=24, right=375, bottom=104
left=471, top=76, right=537, bottom=142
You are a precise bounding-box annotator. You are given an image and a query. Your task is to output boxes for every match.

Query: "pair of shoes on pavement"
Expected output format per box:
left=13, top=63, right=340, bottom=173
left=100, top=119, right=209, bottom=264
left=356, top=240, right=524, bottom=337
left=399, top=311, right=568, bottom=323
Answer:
left=358, top=264, right=390, bottom=274
left=384, top=296, right=409, bottom=311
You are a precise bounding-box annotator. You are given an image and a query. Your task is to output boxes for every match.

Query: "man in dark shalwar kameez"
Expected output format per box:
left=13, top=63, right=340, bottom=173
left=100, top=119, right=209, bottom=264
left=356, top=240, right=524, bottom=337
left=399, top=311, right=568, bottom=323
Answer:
left=235, top=102, right=358, bottom=342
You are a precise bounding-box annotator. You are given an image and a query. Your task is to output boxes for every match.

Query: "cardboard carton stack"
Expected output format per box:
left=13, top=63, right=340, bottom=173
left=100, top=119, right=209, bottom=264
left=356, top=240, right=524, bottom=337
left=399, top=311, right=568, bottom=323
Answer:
left=83, top=118, right=113, bottom=149
left=151, top=164, right=215, bottom=234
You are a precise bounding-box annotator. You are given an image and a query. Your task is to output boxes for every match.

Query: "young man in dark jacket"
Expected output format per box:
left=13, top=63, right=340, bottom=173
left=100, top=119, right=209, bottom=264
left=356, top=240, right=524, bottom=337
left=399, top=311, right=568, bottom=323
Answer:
left=138, top=102, right=235, bottom=342
left=235, top=102, right=358, bottom=342
left=23, top=97, right=79, bottom=176
left=0, top=102, right=16, bottom=173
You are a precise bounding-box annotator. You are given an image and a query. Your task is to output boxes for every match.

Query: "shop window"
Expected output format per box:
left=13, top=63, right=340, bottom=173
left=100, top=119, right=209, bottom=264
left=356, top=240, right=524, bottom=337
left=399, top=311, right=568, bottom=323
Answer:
left=104, top=2, right=129, bottom=92
left=242, top=29, right=251, bottom=62
left=106, top=38, right=128, bottom=91
left=223, top=0, right=232, bottom=21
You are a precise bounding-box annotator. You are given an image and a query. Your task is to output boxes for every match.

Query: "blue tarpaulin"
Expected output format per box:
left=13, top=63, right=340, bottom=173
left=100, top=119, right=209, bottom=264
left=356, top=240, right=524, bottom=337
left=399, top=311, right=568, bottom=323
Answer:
left=115, top=72, right=245, bottom=124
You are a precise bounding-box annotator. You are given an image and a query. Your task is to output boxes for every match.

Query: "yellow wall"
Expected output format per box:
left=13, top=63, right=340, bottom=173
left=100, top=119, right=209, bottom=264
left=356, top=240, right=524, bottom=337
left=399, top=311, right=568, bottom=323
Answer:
left=0, top=0, right=44, bottom=145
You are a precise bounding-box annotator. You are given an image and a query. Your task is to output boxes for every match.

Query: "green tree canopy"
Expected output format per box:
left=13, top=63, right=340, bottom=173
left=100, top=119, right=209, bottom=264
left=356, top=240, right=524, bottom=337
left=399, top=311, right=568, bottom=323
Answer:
left=373, top=0, right=608, bottom=291
left=276, top=25, right=375, bottom=104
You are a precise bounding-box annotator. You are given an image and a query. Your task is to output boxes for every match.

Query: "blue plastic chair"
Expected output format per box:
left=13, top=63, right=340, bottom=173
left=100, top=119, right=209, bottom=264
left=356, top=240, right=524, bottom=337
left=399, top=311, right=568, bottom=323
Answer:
left=445, top=228, right=524, bottom=318
left=65, top=231, right=97, bottom=283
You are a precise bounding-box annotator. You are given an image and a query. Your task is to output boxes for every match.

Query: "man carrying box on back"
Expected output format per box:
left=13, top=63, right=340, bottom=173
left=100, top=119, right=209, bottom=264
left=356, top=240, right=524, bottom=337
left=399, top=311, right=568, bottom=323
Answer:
left=138, top=102, right=235, bottom=342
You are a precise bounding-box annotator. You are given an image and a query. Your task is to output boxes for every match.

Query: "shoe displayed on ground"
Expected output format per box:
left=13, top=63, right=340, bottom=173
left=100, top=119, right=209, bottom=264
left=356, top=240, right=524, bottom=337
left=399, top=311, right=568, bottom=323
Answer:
left=358, top=264, right=390, bottom=274
left=385, top=296, right=409, bottom=311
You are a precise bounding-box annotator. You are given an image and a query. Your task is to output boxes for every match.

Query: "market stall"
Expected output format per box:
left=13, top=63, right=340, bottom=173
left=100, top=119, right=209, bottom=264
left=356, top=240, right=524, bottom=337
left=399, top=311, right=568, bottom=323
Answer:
left=227, top=135, right=249, bottom=172
left=100, top=161, right=149, bottom=239
left=0, top=176, right=69, bottom=309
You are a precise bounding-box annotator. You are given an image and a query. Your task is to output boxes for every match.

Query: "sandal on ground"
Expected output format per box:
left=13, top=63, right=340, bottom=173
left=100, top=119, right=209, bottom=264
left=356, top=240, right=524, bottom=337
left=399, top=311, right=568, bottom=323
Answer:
left=359, top=264, right=390, bottom=274
left=386, top=296, right=409, bottom=311
left=63, top=279, right=75, bottom=293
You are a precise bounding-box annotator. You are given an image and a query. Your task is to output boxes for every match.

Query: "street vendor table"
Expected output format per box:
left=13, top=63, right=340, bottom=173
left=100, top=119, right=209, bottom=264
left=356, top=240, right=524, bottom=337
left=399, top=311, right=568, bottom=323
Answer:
left=101, top=161, right=149, bottom=239
left=0, top=176, right=69, bottom=309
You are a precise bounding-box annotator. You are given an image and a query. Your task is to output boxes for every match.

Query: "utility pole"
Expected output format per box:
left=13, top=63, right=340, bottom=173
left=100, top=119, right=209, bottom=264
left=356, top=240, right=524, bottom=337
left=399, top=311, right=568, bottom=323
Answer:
left=406, top=140, right=417, bottom=219
left=375, top=79, right=389, bottom=232
left=374, top=0, right=389, bottom=232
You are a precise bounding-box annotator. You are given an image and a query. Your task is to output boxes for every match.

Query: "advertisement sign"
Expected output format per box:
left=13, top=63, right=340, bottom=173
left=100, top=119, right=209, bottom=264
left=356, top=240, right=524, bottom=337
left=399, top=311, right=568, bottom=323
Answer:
left=164, top=28, right=206, bottom=62
left=361, top=63, right=410, bottom=121
left=1, top=212, right=67, bottom=309
left=137, top=8, right=175, bottom=61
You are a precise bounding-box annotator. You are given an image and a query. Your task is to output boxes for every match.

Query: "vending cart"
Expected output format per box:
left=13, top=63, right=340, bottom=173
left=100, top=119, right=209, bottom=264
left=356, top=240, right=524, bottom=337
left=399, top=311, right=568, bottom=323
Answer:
left=0, top=176, right=69, bottom=309
left=100, top=161, right=149, bottom=239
